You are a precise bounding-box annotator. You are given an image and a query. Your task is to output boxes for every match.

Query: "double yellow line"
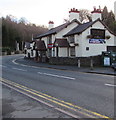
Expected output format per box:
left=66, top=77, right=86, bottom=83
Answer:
left=0, top=78, right=111, bottom=119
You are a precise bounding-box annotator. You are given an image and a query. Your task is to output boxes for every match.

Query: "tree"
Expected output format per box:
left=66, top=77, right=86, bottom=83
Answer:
left=106, top=11, right=115, bottom=32
left=102, top=6, right=116, bottom=33
left=102, top=6, right=108, bottom=23
left=79, top=9, right=92, bottom=22
left=2, top=15, right=48, bottom=51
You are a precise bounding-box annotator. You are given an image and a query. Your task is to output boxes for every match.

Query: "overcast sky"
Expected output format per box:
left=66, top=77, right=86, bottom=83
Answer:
left=0, top=0, right=116, bottom=27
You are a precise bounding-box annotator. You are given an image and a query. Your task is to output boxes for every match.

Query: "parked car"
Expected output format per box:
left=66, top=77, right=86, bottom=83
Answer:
left=111, top=63, right=116, bottom=71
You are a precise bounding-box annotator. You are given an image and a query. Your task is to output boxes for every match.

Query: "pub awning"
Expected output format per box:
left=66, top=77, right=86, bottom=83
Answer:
left=36, top=40, right=47, bottom=51
left=54, top=38, right=70, bottom=47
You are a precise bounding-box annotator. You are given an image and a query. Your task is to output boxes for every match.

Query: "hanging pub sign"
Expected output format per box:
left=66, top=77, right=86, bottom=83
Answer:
left=89, top=39, right=105, bottom=44
left=48, top=44, right=54, bottom=48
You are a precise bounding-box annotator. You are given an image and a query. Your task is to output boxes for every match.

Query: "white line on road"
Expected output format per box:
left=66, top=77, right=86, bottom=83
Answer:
left=12, top=67, right=27, bottom=72
left=0, top=65, right=7, bottom=68
left=105, top=83, right=116, bottom=87
left=38, top=72, right=75, bottom=80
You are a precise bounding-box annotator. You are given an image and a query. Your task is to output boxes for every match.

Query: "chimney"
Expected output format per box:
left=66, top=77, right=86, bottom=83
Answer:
left=48, top=21, right=54, bottom=30
left=91, top=7, right=102, bottom=21
left=69, top=8, right=80, bottom=22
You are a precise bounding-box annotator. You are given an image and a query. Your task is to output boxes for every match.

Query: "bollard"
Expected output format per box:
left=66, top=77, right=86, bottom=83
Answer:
left=90, top=58, right=93, bottom=70
left=78, top=59, right=81, bottom=68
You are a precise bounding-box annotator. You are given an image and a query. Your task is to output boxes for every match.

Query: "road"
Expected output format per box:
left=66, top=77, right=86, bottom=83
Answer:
left=1, top=55, right=115, bottom=118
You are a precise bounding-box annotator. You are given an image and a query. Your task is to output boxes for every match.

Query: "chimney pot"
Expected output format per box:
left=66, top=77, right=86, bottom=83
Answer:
left=48, top=21, right=54, bottom=29
left=69, top=8, right=80, bottom=22
left=91, top=6, right=102, bottom=21
left=49, top=21, right=54, bottom=24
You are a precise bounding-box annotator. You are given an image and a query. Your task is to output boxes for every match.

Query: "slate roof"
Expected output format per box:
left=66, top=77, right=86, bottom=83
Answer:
left=35, top=19, right=80, bottom=39
left=54, top=38, right=70, bottom=47
left=36, top=40, right=47, bottom=51
left=64, top=18, right=116, bottom=37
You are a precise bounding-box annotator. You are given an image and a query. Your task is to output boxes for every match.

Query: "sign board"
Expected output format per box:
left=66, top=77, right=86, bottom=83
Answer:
left=89, top=39, right=105, bottom=44
left=104, top=57, right=110, bottom=66
left=48, top=44, right=53, bottom=48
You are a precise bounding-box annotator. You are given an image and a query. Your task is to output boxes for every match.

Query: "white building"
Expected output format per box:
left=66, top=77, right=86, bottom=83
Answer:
left=24, top=41, right=36, bottom=58
left=35, top=7, right=116, bottom=58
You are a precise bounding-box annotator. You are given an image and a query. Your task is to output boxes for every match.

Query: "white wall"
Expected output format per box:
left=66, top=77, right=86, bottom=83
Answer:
left=59, top=47, right=68, bottom=57
left=56, top=22, right=78, bottom=38
left=92, top=13, right=102, bottom=21
left=51, top=22, right=78, bottom=57
left=75, top=34, right=83, bottom=57
left=115, top=36, right=116, bottom=45
left=26, top=49, right=36, bottom=58
left=79, top=21, right=115, bottom=57
left=69, top=12, right=80, bottom=22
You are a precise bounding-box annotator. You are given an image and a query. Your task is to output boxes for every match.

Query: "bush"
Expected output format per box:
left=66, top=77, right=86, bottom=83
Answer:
left=2, top=47, right=15, bottom=55
left=2, top=47, right=10, bottom=52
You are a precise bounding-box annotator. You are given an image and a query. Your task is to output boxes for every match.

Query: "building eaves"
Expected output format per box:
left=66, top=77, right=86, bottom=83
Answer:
left=35, top=19, right=81, bottom=39
left=64, top=18, right=116, bottom=37
left=64, top=21, right=94, bottom=37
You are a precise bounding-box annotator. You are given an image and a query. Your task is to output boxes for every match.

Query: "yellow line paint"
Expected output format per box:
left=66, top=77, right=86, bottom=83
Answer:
left=0, top=78, right=110, bottom=119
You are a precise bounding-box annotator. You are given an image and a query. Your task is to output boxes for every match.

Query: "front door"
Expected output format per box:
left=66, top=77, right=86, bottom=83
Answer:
left=56, top=47, right=58, bottom=57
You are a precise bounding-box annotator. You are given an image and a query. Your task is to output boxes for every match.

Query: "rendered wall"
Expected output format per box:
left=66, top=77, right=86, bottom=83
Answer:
left=79, top=21, right=115, bottom=57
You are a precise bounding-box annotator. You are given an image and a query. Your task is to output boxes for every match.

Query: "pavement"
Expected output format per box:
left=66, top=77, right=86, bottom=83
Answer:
left=2, top=85, right=70, bottom=119
left=16, top=57, right=115, bottom=76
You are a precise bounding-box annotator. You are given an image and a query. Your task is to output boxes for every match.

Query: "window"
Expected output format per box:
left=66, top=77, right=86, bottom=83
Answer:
left=48, top=35, right=52, bottom=44
left=91, top=29, right=105, bottom=39
left=86, top=47, right=89, bottom=51
left=48, top=48, right=52, bottom=57
left=31, top=50, right=33, bottom=56
left=69, top=35, right=75, bottom=43
left=70, top=47, right=75, bottom=56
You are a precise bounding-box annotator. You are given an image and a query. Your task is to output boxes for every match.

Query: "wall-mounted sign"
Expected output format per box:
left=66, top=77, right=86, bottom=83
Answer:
left=89, top=39, right=105, bottom=44
left=104, top=57, right=110, bottom=66
left=48, top=44, right=53, bottom=48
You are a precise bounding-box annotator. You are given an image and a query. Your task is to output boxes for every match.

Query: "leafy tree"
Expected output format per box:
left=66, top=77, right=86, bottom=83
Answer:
left=2, top=15, right=48, bottom=51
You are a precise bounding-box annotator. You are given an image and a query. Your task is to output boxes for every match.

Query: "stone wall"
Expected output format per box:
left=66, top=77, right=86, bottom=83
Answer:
left=49, top=55, right=102, bottom=67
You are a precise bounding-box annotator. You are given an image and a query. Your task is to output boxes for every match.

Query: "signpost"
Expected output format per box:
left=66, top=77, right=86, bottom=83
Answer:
left=48, top=44, right=53, bottom=49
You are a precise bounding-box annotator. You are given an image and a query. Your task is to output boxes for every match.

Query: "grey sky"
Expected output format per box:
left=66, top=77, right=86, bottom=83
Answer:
left=0, top=0, right=115, bottom=27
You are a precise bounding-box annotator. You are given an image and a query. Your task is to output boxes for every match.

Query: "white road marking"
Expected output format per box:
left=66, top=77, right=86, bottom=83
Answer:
left=38, top=72, right=75, bottom=80
left=12, top=57, right=24, bottom=65
left=105, top=83, right=116, bottom=87
left=38, top=72, right=44, bottom=74
left=12, top=67, right=27, bottom=72
left=0, top=65, right=6, bottom=67
left=12, top=59, right=18, bottom=65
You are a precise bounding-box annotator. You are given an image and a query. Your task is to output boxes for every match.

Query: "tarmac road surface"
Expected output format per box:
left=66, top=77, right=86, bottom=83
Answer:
left=1, top=55, right=115, bottom=119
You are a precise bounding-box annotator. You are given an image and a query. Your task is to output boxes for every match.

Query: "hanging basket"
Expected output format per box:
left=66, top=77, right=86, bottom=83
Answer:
left=105, top=35, right=111, bottom=39
left=86, top=35, right=93, bottom=39
left=74, top=43, right=79, bottom=46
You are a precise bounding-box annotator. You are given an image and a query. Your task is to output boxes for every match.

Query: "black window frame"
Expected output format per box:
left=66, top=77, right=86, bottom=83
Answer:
left=68, top=35, right=75, bottom=43
left=70, top=46, right=75, bottom=57
left=48, top=35, right=52, bottom=44
left=91, top=29, right=105, bottom=39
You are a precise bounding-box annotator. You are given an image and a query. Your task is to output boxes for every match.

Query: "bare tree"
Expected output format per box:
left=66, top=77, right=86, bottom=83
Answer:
left=79, top=9, right=92, bottom=22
